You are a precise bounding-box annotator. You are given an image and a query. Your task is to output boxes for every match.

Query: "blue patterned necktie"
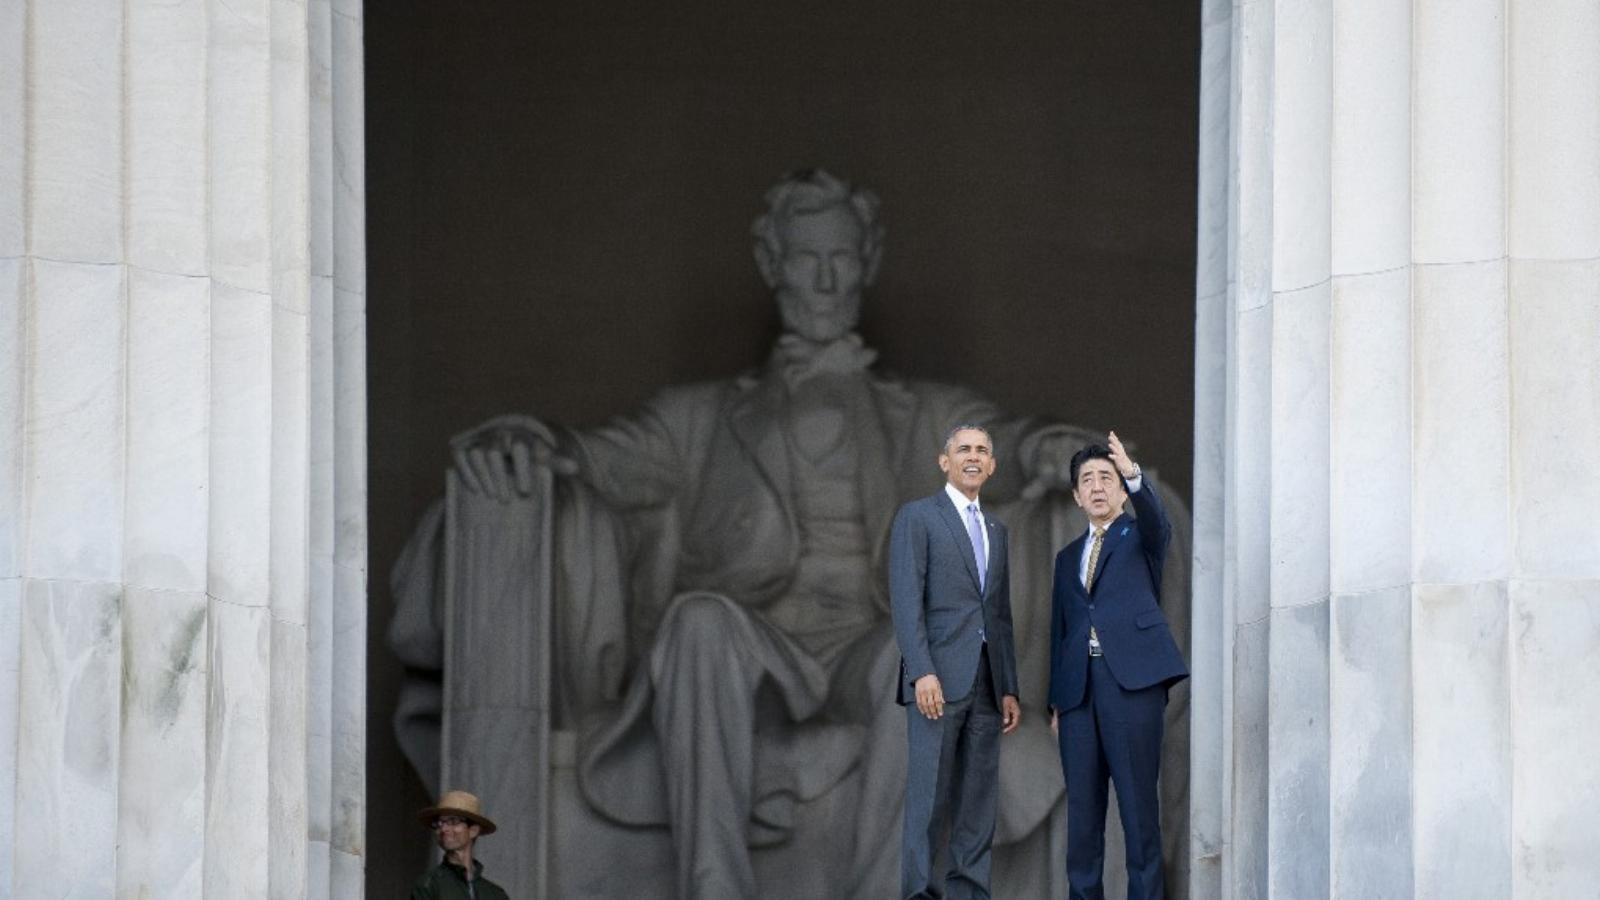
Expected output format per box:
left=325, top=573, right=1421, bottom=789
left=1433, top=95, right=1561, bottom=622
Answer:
left=966, top=503, right=987, bottom=591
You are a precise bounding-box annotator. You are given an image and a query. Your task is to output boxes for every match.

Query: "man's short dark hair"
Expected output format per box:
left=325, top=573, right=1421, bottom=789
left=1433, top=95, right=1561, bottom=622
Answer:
left=1068, top=444, right=1115, bottom=489
left=943, top=423, right=995, bottom=455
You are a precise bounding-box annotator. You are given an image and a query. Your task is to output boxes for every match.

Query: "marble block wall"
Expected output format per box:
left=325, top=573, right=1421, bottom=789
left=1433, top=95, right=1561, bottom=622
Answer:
left=0, top=1, right=368, bottom=898
left=1191, top=0, right=1600, bottom=897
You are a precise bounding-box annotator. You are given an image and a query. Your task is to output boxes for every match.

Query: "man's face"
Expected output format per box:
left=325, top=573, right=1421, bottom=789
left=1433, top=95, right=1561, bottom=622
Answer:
left=940, top=429, right=996, bottom=499
left=1072, top=458, right=1127, bottom=525
left=433, top=816, right=480, bottom=855
left=774, top=206, right=866, bottom=343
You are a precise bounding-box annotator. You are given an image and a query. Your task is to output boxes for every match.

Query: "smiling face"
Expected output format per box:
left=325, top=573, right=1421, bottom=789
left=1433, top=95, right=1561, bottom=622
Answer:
left=432, top=815, right=481, bottom=857
left=772, top=205, right=867, bottom=343
left=1072, top=457, right=1127, bottom=526
left=940, top=427, right=996, bottom=501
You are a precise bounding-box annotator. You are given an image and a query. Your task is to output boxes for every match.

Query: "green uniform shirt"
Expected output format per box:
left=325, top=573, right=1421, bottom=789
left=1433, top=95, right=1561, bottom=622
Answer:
left=409, top=859, right=511, bottom=900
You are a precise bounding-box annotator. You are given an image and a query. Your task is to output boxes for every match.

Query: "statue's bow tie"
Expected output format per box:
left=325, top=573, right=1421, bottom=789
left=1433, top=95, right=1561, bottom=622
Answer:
left=772, top=334, right=878, bottom=386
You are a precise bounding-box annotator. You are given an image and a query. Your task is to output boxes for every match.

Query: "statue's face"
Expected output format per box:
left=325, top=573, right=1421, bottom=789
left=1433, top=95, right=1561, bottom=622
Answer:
left=773, top=206, right=866, bottom=343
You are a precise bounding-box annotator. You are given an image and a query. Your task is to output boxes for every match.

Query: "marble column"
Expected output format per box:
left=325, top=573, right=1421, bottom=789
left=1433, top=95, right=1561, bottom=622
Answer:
left=0, top=1, right=367, bottom=898
left=1192, top=0, right=1600, bottom=897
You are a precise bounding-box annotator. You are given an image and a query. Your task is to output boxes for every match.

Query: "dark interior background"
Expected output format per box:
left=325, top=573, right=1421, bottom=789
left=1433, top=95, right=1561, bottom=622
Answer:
left=365, top=2, right=1199, bottom=894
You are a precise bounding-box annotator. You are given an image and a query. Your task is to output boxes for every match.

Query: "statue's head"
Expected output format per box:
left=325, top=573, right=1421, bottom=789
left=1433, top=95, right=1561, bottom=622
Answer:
left=752, top=169, right=885, bottom=343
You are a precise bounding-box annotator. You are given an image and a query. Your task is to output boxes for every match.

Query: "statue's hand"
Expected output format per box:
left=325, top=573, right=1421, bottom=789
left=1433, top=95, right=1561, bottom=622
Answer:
left=450, top=414, right=578, bottom=501
left=1021, top=431, right=1079, bottom=499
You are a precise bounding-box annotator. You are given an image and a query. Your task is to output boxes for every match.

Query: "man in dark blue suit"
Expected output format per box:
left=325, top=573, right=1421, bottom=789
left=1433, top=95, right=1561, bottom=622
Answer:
left=1048, top=432, right=1188, bottom=900
left=890, top=425, right=1023, bottom=899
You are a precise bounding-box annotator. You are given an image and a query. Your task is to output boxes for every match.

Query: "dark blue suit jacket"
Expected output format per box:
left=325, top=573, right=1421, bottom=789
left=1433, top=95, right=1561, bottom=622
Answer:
left=889, top=491, right=1020, bottom=706
left=1048, top=477, right=1188, bottom=712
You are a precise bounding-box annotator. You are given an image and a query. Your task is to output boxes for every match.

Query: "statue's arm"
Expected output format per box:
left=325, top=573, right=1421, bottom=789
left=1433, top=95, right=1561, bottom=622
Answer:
left=449, top=385, right=716, bottom=510
left=387, top=499, right=448, bottom=794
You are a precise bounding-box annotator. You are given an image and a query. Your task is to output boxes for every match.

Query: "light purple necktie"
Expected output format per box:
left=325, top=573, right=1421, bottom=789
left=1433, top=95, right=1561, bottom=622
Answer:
left=966, top=503, right=987, bottom=592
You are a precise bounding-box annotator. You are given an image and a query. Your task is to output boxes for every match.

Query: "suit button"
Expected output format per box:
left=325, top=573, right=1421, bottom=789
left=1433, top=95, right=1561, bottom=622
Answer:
left=1088, top=604, right=1096, bottom=610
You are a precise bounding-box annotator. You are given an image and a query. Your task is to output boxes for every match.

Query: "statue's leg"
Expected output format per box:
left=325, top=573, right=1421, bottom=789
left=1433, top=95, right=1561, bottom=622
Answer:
left=648, top=592, right=827, bottom=900
left=828, top=624, right=906, bottom=898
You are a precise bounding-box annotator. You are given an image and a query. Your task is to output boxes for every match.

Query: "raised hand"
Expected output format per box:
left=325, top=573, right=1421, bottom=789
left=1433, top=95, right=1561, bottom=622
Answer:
left=1106, top=430, right=1138, bottom=480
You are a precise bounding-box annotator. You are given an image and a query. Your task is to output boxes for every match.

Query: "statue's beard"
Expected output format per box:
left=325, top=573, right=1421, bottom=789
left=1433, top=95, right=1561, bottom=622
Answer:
left=776, top=289, right=863, bottom=344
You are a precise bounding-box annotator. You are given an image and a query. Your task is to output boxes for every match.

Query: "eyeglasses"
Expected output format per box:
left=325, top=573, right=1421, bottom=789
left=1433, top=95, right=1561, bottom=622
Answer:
left=431, top=816, right=470, bottom=830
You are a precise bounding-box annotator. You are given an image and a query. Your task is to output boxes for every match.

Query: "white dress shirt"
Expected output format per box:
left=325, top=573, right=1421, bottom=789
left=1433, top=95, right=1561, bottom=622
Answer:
left=1078, top=472, right=1143, bottom=585
left=944, top=481, right=990, bottom=561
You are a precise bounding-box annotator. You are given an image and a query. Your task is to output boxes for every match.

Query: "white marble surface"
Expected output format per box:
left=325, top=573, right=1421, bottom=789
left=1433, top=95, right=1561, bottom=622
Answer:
left=1330, top=0, right=1410, bottom=276
left=331, top=560, right=367, bottom=860
left=333, top=286, right=368, bottom=569
left=117, top=586, right=208, bottom=900
left=25, top=260, right=126, bottom=582
left=14, top=579, right=121, bottom=899
left=1510, top=579, right=1600, bottom=898
left=126, top=268, right=211, bottom=593
left=310, top=279, right=336, bottom=559
left=307, top=558, right=335, bottom=847
left=309, top=0, right=335, bottom=280
left=0, top=578, right=18, bottom=900
left=1231, top=0, right=1274, bottom=310
left=1264, top=601, right=1330, bottom=898
left=1229, top=303, right=1272, bottom=627
left=331, top=847, right=364, bottom=900
left=127, top=0, right=207, bottom=276
left=1268, top=283, right=1330, bottom=608
left=1270, top=0, right=1332, bottom=294
left=271, top=304, right=311, bottom=627
left=1227, top=617, right=1269, bottom=898
left=1509, top=259, right=1600, bottom=578
left=208, top=283, right=274, bottom=608
left=307, top=841, right=332, bottom=900
left=1196, top=3, right=1600, bottom=898
left=1412, top=260, right=1510, bottom=583
left=1412, top=581, right=1511, bottom=899
left=1412, top=0, right=1506, bottom=264
left=1330, top=269, right=1411, bottom=594
left=1509, top=0, right=1600, bottom=259
left=1328, top=586, right=1412, bottom=898
left=271, top=0, right=312, bottom=320
left=2, top=2, right=368, bottom=896
left=0, top=0, right=23, bottom=259
left=205, top=599, right=272, bottom=900
left=331, top=10, right=367, bottom=297
left=209, top=0, right=273, bottom=294
left=29, top=0, right=123, bottom=264
left=0, top=259, right=21, bottom=579
left=270, top=617, right=310, bottom=899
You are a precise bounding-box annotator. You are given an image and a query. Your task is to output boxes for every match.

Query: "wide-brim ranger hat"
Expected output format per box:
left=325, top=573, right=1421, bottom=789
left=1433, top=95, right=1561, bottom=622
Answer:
left=418, top=789, right=497, bottom=834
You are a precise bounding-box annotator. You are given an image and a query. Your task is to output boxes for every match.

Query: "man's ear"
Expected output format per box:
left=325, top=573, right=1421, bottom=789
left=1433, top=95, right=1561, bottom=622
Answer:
left=753, top=240, right=782, bottom=289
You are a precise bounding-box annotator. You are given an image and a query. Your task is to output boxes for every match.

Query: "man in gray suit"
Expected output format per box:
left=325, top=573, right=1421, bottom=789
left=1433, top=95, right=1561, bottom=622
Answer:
left=890, top=424, right=1023, bottom=899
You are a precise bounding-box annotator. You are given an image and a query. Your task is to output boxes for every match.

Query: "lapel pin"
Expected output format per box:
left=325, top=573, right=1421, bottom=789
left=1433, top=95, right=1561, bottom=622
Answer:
left=1121, top=526, right=1129, bottom=537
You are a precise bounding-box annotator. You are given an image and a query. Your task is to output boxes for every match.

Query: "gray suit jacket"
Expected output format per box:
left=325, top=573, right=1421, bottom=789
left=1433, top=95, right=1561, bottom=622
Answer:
left=889, top=490, right=1020, bottom=705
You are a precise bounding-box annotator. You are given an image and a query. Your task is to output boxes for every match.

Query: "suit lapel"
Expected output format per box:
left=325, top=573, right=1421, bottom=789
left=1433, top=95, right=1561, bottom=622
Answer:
left=935, top=494, right=984, bottom=591
left=1087, top=513, right=1134, bottom=596
left=982, top=519, right=1004, bottom=599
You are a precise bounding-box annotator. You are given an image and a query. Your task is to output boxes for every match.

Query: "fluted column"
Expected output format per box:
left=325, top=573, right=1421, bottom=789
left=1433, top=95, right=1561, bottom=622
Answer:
left=0, top=1, right=367, bottom=898
left=1194, top=0, right=1600, bottom=897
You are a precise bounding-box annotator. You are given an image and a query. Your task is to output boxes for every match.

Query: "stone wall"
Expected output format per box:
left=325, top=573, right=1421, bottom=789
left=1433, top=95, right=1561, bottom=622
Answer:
left=1191, top=0, right=1600, bottom=896
left=0, top=2, right=368, bottom=897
